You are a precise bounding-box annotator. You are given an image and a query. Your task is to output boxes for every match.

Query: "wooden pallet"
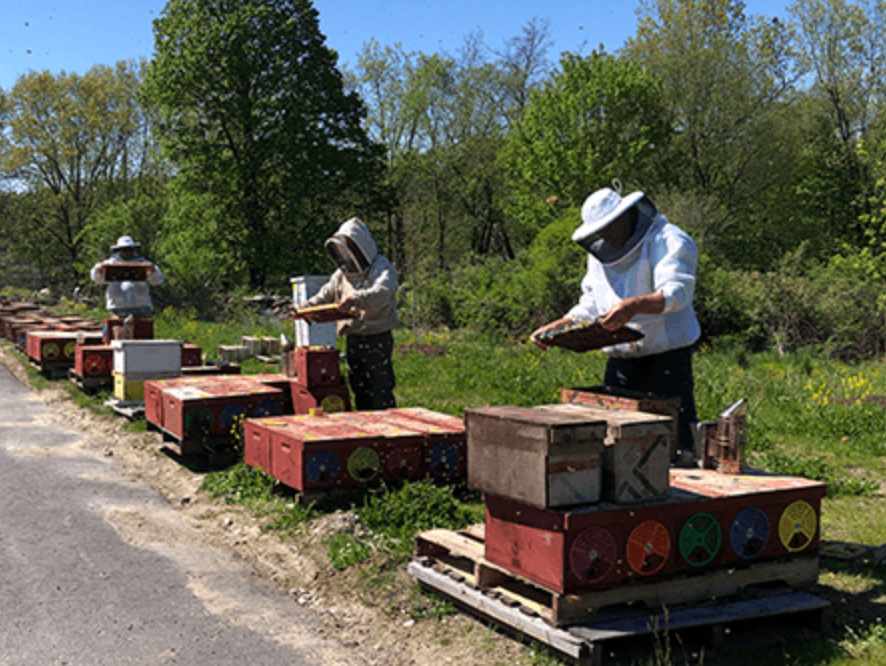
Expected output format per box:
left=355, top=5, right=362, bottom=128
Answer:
left=145, top=419, right=239, bottom=458
left=820, top=539, right=886, bottom=565
left=410, top=526, right=829, bottom=665
left=413, top=526, right=821, bottom=627
left=29, top=357, right=72, bottom=379
left=103, top=397, right=145, bottom=421
left=68, top=367, right=112, bottom=393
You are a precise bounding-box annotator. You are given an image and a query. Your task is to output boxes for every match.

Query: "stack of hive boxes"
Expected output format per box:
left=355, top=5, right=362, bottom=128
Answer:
left=465, top=396, right=826, bottom=597
left=287, top=274, right=351, bottom=415
left=112, top=340, right=183, bottom=402
left=291, top=346, right=351, bottom=414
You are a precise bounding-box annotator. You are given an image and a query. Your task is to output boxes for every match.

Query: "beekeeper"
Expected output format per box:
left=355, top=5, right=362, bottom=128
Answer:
left=530, top=181, right=701, bottom=463
left=90, top=236, right=164, bottom=316
left=296, top=217, right=399, bottom=411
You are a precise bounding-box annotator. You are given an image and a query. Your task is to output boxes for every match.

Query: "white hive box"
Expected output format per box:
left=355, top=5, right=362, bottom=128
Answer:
left=291, top=275, right=336, bottom=348
left=112, top=339, right=183, bottom=379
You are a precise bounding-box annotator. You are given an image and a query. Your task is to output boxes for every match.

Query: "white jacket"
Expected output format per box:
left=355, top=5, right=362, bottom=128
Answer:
left=90, top=254, right=163, bottom=314
left=566, top=214, right=700, bottom=357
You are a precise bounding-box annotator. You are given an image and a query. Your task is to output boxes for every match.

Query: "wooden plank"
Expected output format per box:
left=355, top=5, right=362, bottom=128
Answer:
left=416, top=528, right=484, bottom=561
left=463, top=523, right=486, bottom=540
left=568, top=591, right=830, bottom=642
left=407, top=560, right=593, bottom=664
left=552, top=556, right=820, bottom=626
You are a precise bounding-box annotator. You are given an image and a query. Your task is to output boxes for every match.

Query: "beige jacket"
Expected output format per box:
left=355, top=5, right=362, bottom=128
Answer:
left=305, top=218, right=399, bottom=336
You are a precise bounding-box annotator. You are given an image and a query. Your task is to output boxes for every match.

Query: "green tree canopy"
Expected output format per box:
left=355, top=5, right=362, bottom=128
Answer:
left=499, top=50, right=672, bottom=243
left=141, top=0, right=384, bottom=293
left=0, top=63, right=144, bottom=290
left=623, top=0, right=802, bottom=269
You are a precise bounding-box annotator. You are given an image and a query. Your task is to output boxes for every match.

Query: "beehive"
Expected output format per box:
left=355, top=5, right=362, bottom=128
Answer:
left=112, top=339, right=182, bottom=378
left=290, top=382, right=351, bottom=414
left=158, top=376, right=289, bottom=440
left=291, top=275, right=336, bottom=348
left=75, top=345, right=114, bottom=378
left=483, top=468, right=827, bottom=594
left=561, top=385, right=681, bottom=461
left=374, top=408, right=467, bottom=481
left=295, top=346, right=342, bottom=388
left=102, top=317, right=154, bottom=344
left=261, top=415, right=387, bottom=491
left=466, top=405, right=608, bottom=509
left=539, top=403, right=673, bottom=504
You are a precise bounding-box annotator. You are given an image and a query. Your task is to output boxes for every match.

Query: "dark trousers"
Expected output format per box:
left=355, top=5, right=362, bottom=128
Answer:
left=604, top=345, right=698, bottom=452
left=345, top=331, right=397, bottom=411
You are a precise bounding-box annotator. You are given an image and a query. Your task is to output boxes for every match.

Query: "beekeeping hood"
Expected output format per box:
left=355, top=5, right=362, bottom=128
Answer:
left=573, top=190, right=658, bottom=265
left=325, top=217, right=376, bottom=278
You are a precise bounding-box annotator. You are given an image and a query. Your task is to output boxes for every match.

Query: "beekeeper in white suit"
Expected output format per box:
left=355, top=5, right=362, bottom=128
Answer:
left=90, top=236, right=164, bottom=316
left=531, top=181, right=701, bottom=464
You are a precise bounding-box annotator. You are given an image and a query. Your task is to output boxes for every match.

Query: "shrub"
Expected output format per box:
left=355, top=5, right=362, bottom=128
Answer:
left=404, top=214, right=585, bottom=337
left=695, top=244, right=886, bottom=360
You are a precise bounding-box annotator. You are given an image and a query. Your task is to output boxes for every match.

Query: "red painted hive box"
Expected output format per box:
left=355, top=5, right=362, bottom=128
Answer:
left=247, top=415, right=387, bottom=491
left=484, top=467, right=827, bottom=594
left=74, top=345, right=114, bottom=378
left=159, top=375, right=289, bottom=441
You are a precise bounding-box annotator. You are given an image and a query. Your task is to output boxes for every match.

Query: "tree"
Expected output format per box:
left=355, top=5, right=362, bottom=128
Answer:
left=0, top=62, right=144, bottom=290
left=788, top=0, right=885, bottom=249
left=499, top=50, right=672, bottom=243
left=346, top=20, right=555, bottom=279
left=790, top=0, right=885, bottom=153
left=345, top=39, right=425, bottom=272
left=141, top=0, right=383, bottom=293
left=623, top=0, right=803, bottom=269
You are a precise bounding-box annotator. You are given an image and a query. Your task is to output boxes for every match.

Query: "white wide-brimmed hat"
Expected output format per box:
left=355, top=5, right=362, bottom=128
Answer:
left=111, top=235, right=141, bottom=251
left=572, top=186, right=644, bottom=243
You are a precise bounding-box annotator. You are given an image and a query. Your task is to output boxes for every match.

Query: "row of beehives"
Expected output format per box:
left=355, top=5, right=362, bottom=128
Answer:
left=242, top=408, right=467, bottom=490
left=141, top=367, right=468, bottom=487
left=0, top=301, right=102, bottom=349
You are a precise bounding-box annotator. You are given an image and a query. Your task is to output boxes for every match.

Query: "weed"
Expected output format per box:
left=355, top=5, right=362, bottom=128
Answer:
left=327, top=533, right=372, bottom=569
left=263, top=501, right=317, bottom=535
left=200, top=461, right=276, bottom=506
left=524, top=641, right=563, bottom=665
left=407, top=586, right=457, bottom=621
left=840, top=620, right=886, bottom=658
left=357, top=479, right=483, bottom=553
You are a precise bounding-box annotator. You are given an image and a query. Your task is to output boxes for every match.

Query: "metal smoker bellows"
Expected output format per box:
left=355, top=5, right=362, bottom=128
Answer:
left=697, top=398, right=747, bottom=473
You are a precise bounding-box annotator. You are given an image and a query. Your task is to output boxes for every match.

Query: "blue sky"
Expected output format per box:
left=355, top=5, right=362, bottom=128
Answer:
left=0, top=0, right=791, bottom=92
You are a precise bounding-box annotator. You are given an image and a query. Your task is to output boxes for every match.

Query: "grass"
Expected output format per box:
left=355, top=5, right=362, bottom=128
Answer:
left=10, top=302, right=886, bottom=664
